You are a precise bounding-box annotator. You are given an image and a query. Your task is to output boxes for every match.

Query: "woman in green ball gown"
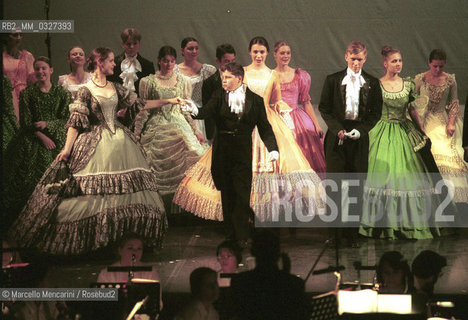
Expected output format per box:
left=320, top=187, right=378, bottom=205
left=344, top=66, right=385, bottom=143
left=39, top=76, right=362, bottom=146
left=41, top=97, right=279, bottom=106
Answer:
left=360, top=46, right=445, bottom=240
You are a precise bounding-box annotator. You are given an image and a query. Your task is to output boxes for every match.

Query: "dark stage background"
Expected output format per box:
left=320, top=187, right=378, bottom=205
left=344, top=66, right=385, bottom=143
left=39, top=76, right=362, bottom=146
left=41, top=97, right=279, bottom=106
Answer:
left=3, top=0, right=468, bottom=105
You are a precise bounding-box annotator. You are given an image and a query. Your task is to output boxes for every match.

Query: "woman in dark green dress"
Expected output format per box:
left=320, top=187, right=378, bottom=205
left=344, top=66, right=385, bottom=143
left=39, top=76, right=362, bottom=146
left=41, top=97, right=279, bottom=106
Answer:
left=2, top=56, right=71, bottom=227
left=360, top=47, right=442, bottom=240
left=2, top=75, right=18, bottom=153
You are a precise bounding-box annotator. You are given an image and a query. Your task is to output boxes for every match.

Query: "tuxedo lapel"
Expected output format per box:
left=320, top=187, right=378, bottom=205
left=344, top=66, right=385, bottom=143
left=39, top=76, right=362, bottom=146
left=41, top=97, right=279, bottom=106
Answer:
left=339, top=71, right=347, bottom=111
left=115, top=53, right=125, bottom=72
left=359, top=72, right=371, bottom=111
left=242, top=90, right=253, bottom=118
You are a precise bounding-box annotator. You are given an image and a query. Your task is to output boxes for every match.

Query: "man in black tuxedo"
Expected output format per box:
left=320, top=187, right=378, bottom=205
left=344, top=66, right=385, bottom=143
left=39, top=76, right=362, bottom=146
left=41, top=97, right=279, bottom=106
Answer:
left=183, top=62, right=278, bottom=243
left=107, top=28, right=155, bottom=95
left=202, top=43, right=236, bottom=141
left=318, top=41, right=382, bottom=247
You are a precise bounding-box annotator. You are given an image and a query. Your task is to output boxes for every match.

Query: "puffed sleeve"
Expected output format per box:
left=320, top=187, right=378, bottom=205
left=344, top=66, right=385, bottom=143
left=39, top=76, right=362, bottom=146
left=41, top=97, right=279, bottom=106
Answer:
left=298, top=69, right=312, bottom=104
left=182, top=76, right=193, bottom=100
left=115, top=82, right=146, bottom=127
left=133, top=77, right=153, bottom=137
left=413, top=73, right=423, bottom=95
left=18, top=87, right=34, bottom=131
left=446, top=74, right=460, bottom=118
left=46, top=86, right=71, bottom=141
left=57, top=75, right=66, bottom=87
left=24, top=50, right=36, bottom=84
left=66, top=86, right=91, bottom=130
left=410, top=74, right=429, bottom=119
left=407, top=77, right=417, bottom=104
left=181, top=77, right=202, bottom=135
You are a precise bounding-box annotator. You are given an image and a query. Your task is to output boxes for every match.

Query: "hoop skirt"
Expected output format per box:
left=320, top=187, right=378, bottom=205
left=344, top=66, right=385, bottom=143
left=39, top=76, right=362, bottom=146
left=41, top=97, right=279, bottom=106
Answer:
left=7, top=83, right=167, bottom=255
left=136, top=72, right=208, bottom=196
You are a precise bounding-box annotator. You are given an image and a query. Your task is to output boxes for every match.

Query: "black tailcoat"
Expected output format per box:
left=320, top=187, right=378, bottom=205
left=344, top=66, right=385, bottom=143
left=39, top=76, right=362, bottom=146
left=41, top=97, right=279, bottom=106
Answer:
left=318, top=68, right=382, bottom=173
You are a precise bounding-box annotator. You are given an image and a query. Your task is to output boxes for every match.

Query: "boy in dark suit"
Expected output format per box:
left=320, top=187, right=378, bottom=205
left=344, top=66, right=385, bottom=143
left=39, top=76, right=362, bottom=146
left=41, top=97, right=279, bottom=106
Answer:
left=183, top=62, right=278, bottom=244
left=107, top=28, right=155, bottom=95
left=318, top=41, right=382, bottom=247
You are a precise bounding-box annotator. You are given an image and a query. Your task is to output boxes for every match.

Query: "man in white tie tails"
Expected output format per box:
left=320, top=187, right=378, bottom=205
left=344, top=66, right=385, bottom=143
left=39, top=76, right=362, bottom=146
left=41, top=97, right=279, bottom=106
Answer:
left=182, top=62, right=278, bottom=245
left=107, top=28, right=155, bottom=95
left=319, top=41, right=382, bottom=247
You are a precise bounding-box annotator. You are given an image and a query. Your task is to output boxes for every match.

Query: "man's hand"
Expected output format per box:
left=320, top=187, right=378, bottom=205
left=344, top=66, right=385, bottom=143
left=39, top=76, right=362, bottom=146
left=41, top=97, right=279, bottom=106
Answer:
left=268, top=150, right=279, bottom=162
left=180, top=100, right=198, bottom=116
left=337, top=130, right=347, bottom=140
left=345, top=129, right=360, bottom=140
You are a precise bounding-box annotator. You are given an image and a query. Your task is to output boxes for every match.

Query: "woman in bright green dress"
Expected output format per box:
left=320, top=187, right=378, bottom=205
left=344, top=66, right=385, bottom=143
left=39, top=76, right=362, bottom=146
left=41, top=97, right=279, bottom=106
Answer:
left=360, top=46, right=443, bottom=240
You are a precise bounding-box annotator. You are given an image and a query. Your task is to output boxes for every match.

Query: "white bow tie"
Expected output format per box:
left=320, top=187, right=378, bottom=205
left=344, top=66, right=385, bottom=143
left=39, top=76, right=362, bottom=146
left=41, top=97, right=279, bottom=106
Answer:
left=342, top=69, right=365, bottom=87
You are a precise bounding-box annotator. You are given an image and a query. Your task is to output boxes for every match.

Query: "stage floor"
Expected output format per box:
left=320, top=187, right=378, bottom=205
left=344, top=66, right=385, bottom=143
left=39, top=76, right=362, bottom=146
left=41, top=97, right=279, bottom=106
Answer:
left=46, top=220, right=468, bottom=295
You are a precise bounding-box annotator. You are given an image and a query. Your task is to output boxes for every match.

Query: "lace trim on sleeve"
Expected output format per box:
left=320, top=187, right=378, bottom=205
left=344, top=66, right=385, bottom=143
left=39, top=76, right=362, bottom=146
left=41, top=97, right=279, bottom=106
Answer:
left=447, top=99, right=460, bottom=118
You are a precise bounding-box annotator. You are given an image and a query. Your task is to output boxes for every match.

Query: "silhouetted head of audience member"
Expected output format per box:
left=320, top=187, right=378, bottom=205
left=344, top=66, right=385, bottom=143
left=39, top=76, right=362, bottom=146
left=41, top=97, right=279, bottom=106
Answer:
left=250, top=231, right=281, bottom=266
left=377, top=251, right=412, bottom=293
left=412, top=250, right=447, bottom=294
left=190, top=267, right=219, bottom=304
left=216, top=240, right=242, bottom=274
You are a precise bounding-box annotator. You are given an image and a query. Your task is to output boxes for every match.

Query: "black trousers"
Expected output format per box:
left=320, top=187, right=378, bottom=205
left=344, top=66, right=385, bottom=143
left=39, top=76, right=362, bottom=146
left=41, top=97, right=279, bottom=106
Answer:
left=219, top=163, right=254, bottom=242
left=324, top=124, right=369, bottom=244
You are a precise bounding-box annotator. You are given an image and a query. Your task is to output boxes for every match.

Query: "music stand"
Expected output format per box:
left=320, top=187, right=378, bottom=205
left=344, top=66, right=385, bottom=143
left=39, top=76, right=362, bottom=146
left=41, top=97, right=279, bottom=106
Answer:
left=310, top=291, right=339, bottom=320
left=107, top=265, right=152, bottom=282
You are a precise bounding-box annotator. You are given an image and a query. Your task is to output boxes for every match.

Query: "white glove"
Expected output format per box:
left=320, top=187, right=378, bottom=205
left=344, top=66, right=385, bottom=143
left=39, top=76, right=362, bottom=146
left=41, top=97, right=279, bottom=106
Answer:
left=345, top=129, right=360, bottom=140
left=268, top=150, right=279, bottom=162
left=180, top=100, right=198, bottom=116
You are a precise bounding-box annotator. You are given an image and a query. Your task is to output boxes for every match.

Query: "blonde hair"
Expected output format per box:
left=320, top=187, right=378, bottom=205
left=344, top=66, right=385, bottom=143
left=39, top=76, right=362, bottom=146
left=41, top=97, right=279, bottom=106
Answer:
left=273, top=40, right=290, bottom=53
left=346, top=41, right=367, bottom=56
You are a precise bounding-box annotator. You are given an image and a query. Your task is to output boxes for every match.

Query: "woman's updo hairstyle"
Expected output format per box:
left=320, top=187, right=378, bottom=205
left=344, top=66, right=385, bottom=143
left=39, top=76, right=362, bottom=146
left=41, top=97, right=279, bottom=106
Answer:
left=381, top=45, right=401, bottom=66
left=273, top=40, right=290, bottom=53
left=428, top=49, right=447, bottom=63
left=86, top=47, right=113, bottom=72
left=181, top=37, right=198, bottom=49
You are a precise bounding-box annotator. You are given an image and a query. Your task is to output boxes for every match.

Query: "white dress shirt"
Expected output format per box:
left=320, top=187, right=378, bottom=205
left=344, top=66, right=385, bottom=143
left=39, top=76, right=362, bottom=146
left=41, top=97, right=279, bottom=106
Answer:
left=120, top=54, right=142, bottom=92
left=341, top=68, right=366, bottom=120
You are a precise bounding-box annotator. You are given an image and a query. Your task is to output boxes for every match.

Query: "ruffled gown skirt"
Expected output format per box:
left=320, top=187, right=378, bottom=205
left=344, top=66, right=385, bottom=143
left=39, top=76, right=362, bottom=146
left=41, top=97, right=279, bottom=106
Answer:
left=290, top=107, right=326, bottom=178
left=175, top=102, right=326, bottom=223
left=140, top=110, right=208, bottom=196
left=8, top=127, right=167, bottom=255
left=424, top=113, right=468, bottom=203
left=360, top=120, right=442, bottom=239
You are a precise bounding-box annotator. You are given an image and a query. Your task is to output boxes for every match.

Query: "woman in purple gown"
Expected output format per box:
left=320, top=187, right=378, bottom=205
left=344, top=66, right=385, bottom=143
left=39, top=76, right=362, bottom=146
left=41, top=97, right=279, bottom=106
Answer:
left=273, top=40, right=326, bottom=176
